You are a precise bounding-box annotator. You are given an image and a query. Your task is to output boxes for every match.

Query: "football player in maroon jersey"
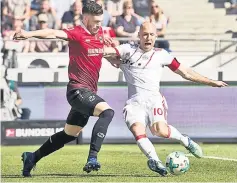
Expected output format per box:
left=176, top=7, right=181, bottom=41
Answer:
left=14, top=1, right=115, bottom=177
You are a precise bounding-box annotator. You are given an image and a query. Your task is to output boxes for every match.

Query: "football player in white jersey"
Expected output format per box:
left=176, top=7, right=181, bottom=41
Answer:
left=104, top=22, right=228, bottom=176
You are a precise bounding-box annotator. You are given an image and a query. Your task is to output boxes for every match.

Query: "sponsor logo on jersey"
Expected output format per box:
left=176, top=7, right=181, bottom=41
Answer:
left=125, top=52, right=130, bottom=58
left=142, top=55, right=149, bottom=60
left=88, top=48, right=104, bottom=56
left=85, top=39, right=90, bottom=42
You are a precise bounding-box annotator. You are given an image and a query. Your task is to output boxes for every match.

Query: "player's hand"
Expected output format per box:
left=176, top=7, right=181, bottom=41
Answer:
left=13, top=29, right=29, bottom=40
left=211, top=80, right=228, bottom=87
left=107, top=57, right=120, bottom=68
left=103, top=37, right=113, bottom=46
left=130, top=32, right=138, bottom=40
left=111, top=63, right=120, bottom=68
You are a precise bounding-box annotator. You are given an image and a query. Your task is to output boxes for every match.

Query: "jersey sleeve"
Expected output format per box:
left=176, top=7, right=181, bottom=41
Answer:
left=63, top=26, right=81, bottom=41
left=161, top=49, right=180, bottom=71
left=114, top=44, right=132, bottom=60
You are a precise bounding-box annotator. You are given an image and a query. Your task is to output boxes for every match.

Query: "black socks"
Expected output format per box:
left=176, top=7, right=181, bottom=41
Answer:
left=34, top=130, right=76, bottom=163
left=88, top=109, right=114, bottom=159
left=33, top=109, right=115, bottom=163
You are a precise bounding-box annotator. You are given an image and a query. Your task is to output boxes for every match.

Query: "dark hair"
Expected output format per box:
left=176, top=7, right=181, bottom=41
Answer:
left=82, top=1, right=103, bottom=15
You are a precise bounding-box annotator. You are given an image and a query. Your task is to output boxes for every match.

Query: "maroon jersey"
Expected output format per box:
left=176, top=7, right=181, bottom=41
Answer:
left=63, top=24, right=104, bottom=93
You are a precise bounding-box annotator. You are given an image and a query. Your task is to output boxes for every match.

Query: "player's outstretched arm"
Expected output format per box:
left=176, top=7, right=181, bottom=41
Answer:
left=103, top=47, right=119, bottom=58
left=103, top=47, right=121, bottom=68
left=174, top=64, right=228, bottom=87
left=13, top=29, right=68, bottom=41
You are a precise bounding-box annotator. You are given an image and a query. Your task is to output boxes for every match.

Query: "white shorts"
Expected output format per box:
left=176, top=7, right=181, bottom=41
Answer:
left=123, top=93, right=168, bottom=128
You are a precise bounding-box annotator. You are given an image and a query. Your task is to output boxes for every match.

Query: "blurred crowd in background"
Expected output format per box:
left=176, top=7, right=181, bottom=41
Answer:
left=0, top=0, right=171, bottom=53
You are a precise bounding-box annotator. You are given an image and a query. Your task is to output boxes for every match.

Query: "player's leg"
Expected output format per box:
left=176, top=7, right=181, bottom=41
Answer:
left=124, top=104, right=168, bottom=176
left=150, top=96, right=203, bottom=158
left=130, top=123, right=161, bottom=162
left=21, top=92, right=89, bottom=177
left=66, top=88, right=114, bottom=172
left=130, top=123, right=168, bottom=176
left=34, top=110, right=88, bottom=160
left=151, top=121, right=203, bottom=158
left=83, top=101, right=114, bottom=173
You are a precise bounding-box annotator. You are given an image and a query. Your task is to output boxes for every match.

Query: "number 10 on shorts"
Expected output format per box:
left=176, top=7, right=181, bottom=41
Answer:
left=153, top=108, right=163, bottom=115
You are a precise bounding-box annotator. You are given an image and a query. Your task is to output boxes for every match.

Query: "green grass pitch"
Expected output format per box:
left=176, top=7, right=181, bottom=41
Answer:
left=1, top=144, right=237, bottom=182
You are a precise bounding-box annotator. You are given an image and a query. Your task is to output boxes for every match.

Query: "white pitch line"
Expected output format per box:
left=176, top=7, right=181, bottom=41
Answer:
left=186, top=154, right=237, bottom=162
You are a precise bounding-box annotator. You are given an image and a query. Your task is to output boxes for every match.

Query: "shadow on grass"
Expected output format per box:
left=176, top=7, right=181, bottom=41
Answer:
left=2, top=173, right=161, bottom=178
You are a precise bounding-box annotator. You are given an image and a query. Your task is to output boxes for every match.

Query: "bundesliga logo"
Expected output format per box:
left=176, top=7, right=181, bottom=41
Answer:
left=5, top=129, right=16, bottom=137
left=5, top=128, right=64, bottom=138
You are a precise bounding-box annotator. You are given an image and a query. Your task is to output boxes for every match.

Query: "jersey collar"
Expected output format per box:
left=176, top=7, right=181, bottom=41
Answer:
left=138, top=46, right=154, bottom=54
left=80, top=22, right=91, bottom=35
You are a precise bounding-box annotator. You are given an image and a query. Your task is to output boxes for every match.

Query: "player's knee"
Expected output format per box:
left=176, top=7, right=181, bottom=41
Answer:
left=64, top=124, right=82, bottom=137
left=130, top=122, right=146, bottom=137
left=99, top=108, right=114, bottom=120
left=151, top=121, right=168, bottom=137
left=158, top=128, right=169, bottom=138
left=64, top=129, right=81, bottom=137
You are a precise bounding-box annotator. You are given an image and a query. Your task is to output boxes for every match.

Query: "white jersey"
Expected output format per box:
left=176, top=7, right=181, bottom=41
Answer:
left=116, top=43, right=178, bottom=99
